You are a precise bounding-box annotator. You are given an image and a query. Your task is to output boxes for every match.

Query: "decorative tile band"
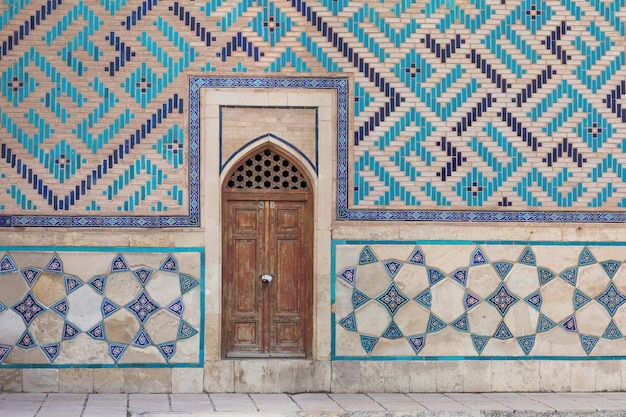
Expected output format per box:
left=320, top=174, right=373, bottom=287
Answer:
left=2, top=1, right=626, bottom=225
left=0, top=247, right=203, bottom=367
left=332, top=241, right=626, bottom=359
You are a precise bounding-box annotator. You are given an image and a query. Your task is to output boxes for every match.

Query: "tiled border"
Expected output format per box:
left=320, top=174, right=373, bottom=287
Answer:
left=331, top=239, right=626, bottom=360
left=0, top=246, right=205, bottom=368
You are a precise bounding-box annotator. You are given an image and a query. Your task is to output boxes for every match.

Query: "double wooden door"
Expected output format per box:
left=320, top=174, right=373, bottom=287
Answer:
left=222, top=191, right=312, bottom=357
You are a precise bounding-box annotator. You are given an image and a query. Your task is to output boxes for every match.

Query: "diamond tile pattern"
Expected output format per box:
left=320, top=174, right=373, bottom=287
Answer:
left=0, top=250, right=201, bottom=366
left=334, top=244, right=626, bottom=358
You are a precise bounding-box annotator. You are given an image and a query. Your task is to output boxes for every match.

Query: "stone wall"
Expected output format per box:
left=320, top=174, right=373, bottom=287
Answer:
left=2, top=0, right=626, bottom=393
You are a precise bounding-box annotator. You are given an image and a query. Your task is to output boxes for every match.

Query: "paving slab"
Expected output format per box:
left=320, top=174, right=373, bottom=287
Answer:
left=290, top=393, right=344, bottom=411
left=251, top=394, right=300, bottom=412
left=367, top=393, right=427, bottom=411
left=210, top=393, right=258, bottom=412
left=329, top=394, right=386, bottom=412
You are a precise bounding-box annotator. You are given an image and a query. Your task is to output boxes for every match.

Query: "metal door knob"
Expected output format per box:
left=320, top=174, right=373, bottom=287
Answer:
left=260, top=274, right=274, bottom=284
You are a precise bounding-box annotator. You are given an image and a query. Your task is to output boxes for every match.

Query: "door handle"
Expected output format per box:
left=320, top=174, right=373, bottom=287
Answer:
left=260, top=274, right=274, bottom=284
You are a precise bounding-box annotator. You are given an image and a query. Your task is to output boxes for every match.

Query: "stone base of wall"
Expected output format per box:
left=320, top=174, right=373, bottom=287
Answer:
left=2, top=360, right=626, bottom=393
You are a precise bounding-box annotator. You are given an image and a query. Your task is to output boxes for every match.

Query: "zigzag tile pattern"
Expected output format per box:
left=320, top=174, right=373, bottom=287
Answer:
left=1, top=0, right=626, bottom=225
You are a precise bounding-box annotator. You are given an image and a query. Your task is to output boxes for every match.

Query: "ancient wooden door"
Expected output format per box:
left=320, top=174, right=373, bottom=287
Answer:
left=222, top=148, right=312, bottom=358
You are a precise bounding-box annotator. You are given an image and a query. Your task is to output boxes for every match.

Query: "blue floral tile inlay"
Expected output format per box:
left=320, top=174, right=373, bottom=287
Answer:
left=167, top=298, right=185, bottom=317
left=573, top=289, right=592, bottom=310
left=12, top=292, right=46, bottom=325
left=0, top=303, right=5, bottom=313
left=450, top=268, right=468, bottom=286
left=383, top=320, right=403, bottom=339
left=339, top=312, right=357, bottom=332
left=87, top=322, right=106, bottom=340
left=427, top=313, right=446, bottom=333
left=464, top=290, right=482, bottom=311
left=359, top=246, right=378, bottom=265
left=596, top=282, right=626, bottom=316
left=493, top=261, right=513, bottom=279
left=376, top=282, right=409, bottom=316
left=338, top=267, right=357, bottom=286
left=360, top=335, right=378, bottom=353
left=180, top=273, right=200, bottom=294
left=178, top=320, right=198, bottom=339
left=157, top=342, right=177, bottom=361
left=19, top=268, right=41, bottom=287
left=41, top=343, right=60, bottom=362
left=517, top=335, right=535, bottom=354
left=517, top=247, right=536, bottom=266
left=537, top=313, right=557, bottom=332
left=471, top=334, right=489, bottom=354
left=580, top=334, right=599, bottom=354
left=159, top=255, right=178, bottom=273
left=101, top=298, right=120, bottom=318
left=407, top=334, right=426, bottom=354
left=382, top=260, right=403, bottom=278
left=414, top=289, right=432, bottom=309
left=407, top=247, right=426, bottom=265
left=524, top=290, right=542, bottom=310
left=427, top=267, right=446, bottom=286
left=538, top=267, right=555, bottom=286
left=603, top=321, right=622, bottom=340
left=64, top=275, right=83, bottom=294
left=487, top=283, right=519, bottom=316
left=44, top=255, right=63, bottom=273
left=110, top=254, right=130, bottom=273
left=109, top=343, right=127, bottom=362
left=50, top=298, right=69, bottom=318
left=131, top=329, right=153, bottom=348
left=133, top=267, right=154, bottom=285
left=560, top=267, right=578, bottom=286
left=493, top=321, right=513, bottom=340
left=126, top=290, right=160, bottom=324
left=88, top=275, right=107, bottom=294
left=470, top=248, right=489, bottom=266
left=17, top=330, right=37, bottom=349
left=0, top=345, right=11, bottom=362
left=451, top=313, right=469, bottom=332
left=601, top=260, right=621, bottom=279
left=560, top=314, right=578, bottom=333
left=62, top=321, right=81, bottom=340
left=0, top=254, right=18, bottom=273
left=352, top=289, right=370, bottom=309
left=578, top=248, right=596, bottom=266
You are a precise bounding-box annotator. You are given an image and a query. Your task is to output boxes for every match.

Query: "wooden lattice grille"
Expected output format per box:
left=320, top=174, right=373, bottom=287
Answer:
left=226, top=149, right=309, bottom=190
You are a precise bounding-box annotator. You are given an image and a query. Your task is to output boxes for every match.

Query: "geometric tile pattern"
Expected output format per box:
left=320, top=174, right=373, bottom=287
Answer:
left=333, top=242, right=626, bottom=358
left=2, top=1, right=626, bottom=226
left=0, top=249, right=202, bottom=366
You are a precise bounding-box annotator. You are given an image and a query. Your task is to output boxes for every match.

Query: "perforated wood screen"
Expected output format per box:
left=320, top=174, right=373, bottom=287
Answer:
left=226, top=149, right=308, bottom=190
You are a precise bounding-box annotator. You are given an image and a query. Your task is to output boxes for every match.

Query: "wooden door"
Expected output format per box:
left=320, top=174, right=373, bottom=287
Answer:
left=222, top=148, right=313, bottom=358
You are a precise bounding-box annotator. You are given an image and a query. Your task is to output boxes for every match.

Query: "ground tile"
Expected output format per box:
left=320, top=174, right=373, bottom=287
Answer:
left=210, top=393, right=257, bottom=412
left=367, top=393, right=427, bottom=411
left=290, top=393, right=343, bottom=411
left=251, top=394, right=299, bottom=412
left=329, top=394, right=385, bottom=411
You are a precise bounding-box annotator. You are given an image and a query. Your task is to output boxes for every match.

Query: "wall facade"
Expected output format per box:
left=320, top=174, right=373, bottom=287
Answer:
left=2, top=0, right=626, bottom=392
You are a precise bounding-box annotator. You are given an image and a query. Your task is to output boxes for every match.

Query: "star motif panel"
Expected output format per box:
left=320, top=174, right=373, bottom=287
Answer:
left=1, top=1, right=626, bottom=224
left=0, top=249, right=203, bottom=366
left=333, top=242, right=626, bottom=358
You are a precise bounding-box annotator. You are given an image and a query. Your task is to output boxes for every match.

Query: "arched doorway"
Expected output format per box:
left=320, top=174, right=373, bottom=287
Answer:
left=221, top=146, right=313, bottom=358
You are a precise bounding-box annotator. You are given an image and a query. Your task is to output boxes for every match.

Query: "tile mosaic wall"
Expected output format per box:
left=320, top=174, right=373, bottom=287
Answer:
left=0, top=248, right=203, bottom=367
left=2, top=1, right=626, bottom=225
left=333, top=242, right=626, bottom=359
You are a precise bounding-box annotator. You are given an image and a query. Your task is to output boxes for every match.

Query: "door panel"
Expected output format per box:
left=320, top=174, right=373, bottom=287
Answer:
left=225, top=201, right=263, bottom=355
left=223, top=194, right=311, bottom=358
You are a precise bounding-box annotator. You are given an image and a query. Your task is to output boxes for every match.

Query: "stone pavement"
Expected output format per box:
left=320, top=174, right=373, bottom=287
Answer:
left=3, top=392, right=626, bottom=417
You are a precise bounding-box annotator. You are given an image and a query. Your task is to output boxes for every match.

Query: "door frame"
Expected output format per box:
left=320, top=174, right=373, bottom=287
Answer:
left=220, top=145, right=314, bottom=358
